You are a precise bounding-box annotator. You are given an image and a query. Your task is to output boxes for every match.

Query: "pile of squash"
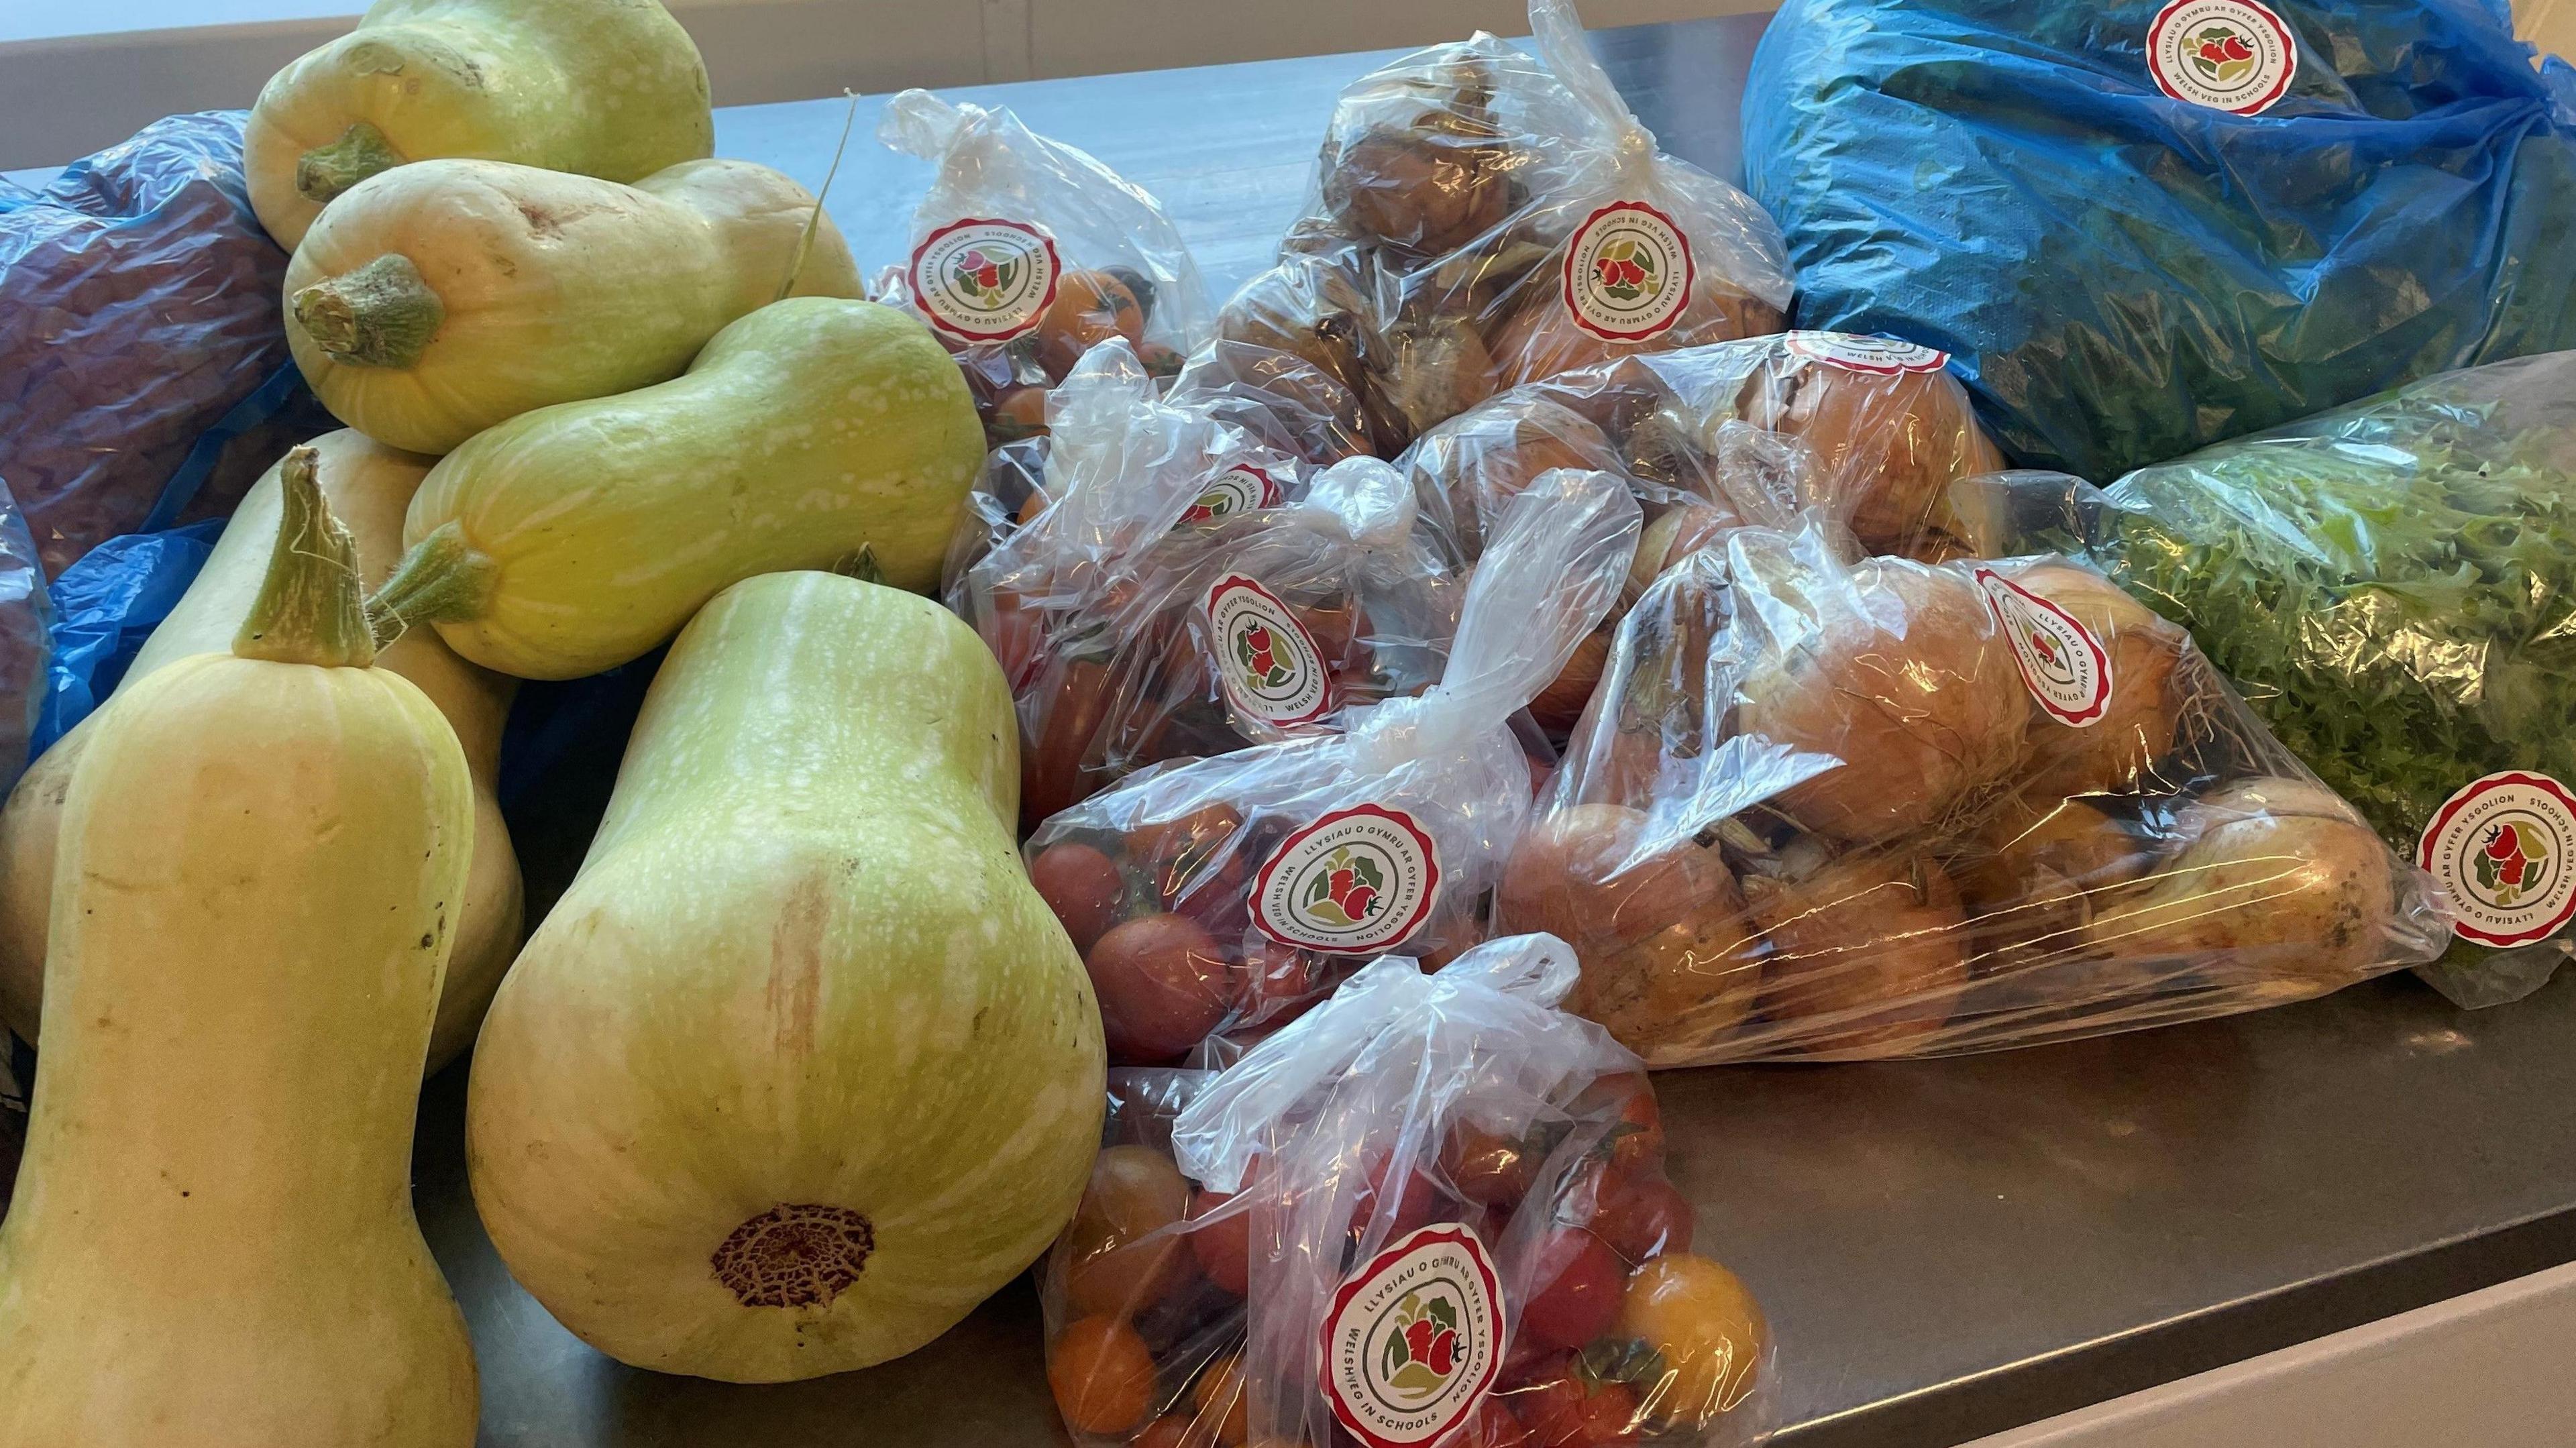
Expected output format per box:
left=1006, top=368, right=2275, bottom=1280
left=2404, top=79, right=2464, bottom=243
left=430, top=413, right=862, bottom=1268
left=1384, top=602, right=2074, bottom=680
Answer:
left=0, top=0, right=1106, bottom=1437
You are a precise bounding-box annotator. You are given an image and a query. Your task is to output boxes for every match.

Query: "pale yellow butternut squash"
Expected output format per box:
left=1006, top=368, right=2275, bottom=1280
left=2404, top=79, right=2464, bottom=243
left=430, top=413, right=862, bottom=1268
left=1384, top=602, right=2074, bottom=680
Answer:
left=0, top=451, right=477, bottom=1446
left=0, top=430, right=521, bottom=1074
left=286, top=158, right=865, bottom=454
left=467, top=570, right=1102, bottom=1381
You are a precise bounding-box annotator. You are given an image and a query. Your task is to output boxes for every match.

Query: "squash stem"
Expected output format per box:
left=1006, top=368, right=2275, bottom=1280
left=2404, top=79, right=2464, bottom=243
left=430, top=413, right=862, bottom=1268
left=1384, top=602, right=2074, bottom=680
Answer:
left=366, top=520, right=497, bottom=649
left=294, top=121, right=402, bottom=205
left=292, top=254, right=444, bottom=369
left=234, top=446, right=376, bottom=668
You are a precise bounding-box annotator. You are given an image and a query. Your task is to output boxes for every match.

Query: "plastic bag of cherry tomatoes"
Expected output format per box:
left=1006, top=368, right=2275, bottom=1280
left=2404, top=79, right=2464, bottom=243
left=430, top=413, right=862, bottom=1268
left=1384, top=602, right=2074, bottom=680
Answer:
left=875, top=88, right=1214, bottom=445
left=948, top=342, right=1462, bottom=829
left=1042, top=934, right=1774, bottom=1448
left=1210, top=0, right=1793, bottom=457
left=1025, top=466, right=1639, bottom=1066
left=1497, top=516, right=2454, bottom=1065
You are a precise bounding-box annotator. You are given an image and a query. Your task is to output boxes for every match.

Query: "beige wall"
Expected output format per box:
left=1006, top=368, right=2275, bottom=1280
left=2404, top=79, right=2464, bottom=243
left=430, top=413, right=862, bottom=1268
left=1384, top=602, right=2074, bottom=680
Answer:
left=2522, top=0, right=2576, bottom=61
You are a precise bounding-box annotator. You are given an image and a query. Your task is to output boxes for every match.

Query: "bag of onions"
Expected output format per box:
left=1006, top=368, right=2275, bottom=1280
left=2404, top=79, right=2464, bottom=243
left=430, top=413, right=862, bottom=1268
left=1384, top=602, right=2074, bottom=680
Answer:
left=947, top=342, right=1460, bottom=830
left=1042, top=934, right=1774, bottom=1448
left=875, top=88, right=1213, bottom=445
left=1401, top=331, right=2007, bottom=569
left=1499, top=518, right=2455, bottom=1064
left=1024, top=467, right=1638, bottom=1066
left=1212, top=0, right=1794, bottom=457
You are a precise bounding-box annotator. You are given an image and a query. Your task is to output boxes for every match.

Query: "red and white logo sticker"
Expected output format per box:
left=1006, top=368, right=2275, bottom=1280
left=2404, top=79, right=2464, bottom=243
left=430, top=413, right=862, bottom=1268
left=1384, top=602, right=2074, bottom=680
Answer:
left=1320, top=1223, right=1503, bottom=1448
left=1254, top=803, right=1441, bottom=955
left=1786, top=331, right=1950, bottom=376
left=1178, top=465, right=1283, bottom=527
left=2147, top=0, right=2298, bottom=115
left=2417, top=772, right=2576, bottom=948
left=1206, top=574, right=1334, bottom=728
left=1562, top=201, right=1697, bottom=343
left=906, top=217, right=1061, bottom=343
left=1976, top=568, right=2113, bottom=726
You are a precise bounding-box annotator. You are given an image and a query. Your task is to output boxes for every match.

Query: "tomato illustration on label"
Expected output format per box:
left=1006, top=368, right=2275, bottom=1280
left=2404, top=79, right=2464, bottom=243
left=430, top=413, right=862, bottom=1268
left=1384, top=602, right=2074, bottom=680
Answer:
left=1178, top=465, right=1282, bottom=527
left=2147, top=0, right=2297, bottom=115
left=1254, top=804, right=1440, bottom=954
left=1205, top=574, right=1334, bottom=727
left=1562, top=201, right=1696, bottom=342
left=907, top=217, right=1061, bottom=342
left=1974, top=569, right=2113, bottom=726
left=1321, top=1224, right=1503, bottom=1448
left=2418, top=773, right=2576, bottom=948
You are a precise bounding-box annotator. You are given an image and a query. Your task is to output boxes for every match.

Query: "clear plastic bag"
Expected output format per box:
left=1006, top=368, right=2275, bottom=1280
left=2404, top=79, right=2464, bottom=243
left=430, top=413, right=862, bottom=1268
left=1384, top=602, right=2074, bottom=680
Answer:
left=876, top=89, right=1214, bottom=445
left=1023, top=467, right=1639, bottom=1066
left=1502, top=517, right=2454, bottom=1064
left=1041, top=934, right=1774, bottom=1448
left=1214, top=0, right=1794, bottom=458
left=1401, top=332, right=2008, bottom=567
left=947, top=342, right=1460, bottom=830
left=1954, top=349, right=2576, bottom=1007
left=0, top=482, right=48, bottom=794
left=1, top=111, right=300, bottom=579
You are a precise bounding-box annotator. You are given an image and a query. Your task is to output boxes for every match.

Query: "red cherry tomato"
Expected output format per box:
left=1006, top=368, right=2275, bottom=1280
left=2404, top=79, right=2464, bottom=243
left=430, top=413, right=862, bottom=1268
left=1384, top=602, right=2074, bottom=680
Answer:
left=1593, top=1174, right=1694, bottom=1266
left=1187, top=1187, right=1252, bottom=1297
left=1086, top=913, right=1236, bottom=1062
left=1236, top=940, right=1322, bottom=1031
left=1454, top=1397, right=1534, bottom=1447
left=1512, top=1366, right=1641, bottom=1448
left=1030, top=842, right=1128, bottom=954
left=1440, top=1119, right=1537, bottom=1209
left=1519, top=1227, right=1623, bottom=1351
left=1350, top=1152, right=1444, bottom=1242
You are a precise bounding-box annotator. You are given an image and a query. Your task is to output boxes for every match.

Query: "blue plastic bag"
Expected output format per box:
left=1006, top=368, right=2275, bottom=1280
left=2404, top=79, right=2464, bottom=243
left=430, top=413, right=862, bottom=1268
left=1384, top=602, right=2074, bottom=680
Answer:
left=1743, top=0, right=2576, bottom=482
left=1, top=111, right=302, bottom=579
left=31, top=520, right=225, bottom=756
left=0, top=483, right=48, bottom=794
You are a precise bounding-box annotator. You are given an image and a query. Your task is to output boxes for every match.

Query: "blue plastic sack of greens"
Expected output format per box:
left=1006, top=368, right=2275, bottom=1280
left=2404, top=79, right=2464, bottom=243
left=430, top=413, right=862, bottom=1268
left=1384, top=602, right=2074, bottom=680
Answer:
left=31, top=520, right=225, bottom=756
left=1742, top=0, right=2576, bottom=483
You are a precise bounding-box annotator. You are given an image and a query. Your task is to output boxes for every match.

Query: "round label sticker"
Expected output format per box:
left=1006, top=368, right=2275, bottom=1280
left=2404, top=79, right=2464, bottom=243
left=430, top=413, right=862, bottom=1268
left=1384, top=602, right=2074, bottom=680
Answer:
left=1975, top=568, right=2114, bottom=726
left=1562, top=201, right=1697, bottom=343
left=2416, top=772, right=2576, bottom=948
left=906, top=217, right=1061, bottom=343
left=1785, top=331, right=1950, bottom=376
left=2147, top=0, right=2298, bottom=115
left=1205, top=574, right=1334, bottom=728
left=1178, top=465, right=1282, bottom=527
left=1320, top=1223, right=1503, bottom=1448
left=1254, top=804, right=1442, bottom=955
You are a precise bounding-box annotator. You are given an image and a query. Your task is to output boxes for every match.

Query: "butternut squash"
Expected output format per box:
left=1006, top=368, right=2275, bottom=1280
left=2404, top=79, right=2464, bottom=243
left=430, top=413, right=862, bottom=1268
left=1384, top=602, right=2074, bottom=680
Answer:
left=0, top=431, right=521, bottom=1074
left=246, top=0, right=713, bottom=249
left=0, top=451, right=477, bottom=1445
left=466, top=571, right=1102, bottom=1381
left=286, top=158, right=865, bottom=455
left=372, top=298, right=985, bottom=679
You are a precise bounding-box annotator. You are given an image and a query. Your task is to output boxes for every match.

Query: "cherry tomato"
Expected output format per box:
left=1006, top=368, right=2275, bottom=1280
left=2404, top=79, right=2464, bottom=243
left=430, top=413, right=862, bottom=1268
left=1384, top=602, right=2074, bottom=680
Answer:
left=1032, top=842, right=1129, bottom=954
left=979, top=588, right=1050, bottom=689
left=1049, top=1314, right=1158, bottom=1435
left=1235, top=940, right=1322, bottom=1030
left=1187, top=1187, right=1252, bottom=1297
left=1065, top=1145, right=1194, bottom=1317
left=1572, top=1074, right=1664, bottom=1175
left=991, top=384, right=1051, bottom=443
left=1087, top=913, right=1236, bottom=1063
left=1440, top=1119, right=1536, bottom=1209
left=1510, top=1364, right=1640, bottom=1448
left=1133, top=1416, right=1201, bottom=1448
left=1592, top=1174, right=1693, bottom=1267
left=1025, top=657, right=1116, bottom=828
left=1191, top=1352, right=1250, bottom=1447
left=1617, top=1254, right=1768, bottom=1425
left=1350, top=1153, right=1444, bottom=1241
left=1519, top=1227, right=1623, bottom=1351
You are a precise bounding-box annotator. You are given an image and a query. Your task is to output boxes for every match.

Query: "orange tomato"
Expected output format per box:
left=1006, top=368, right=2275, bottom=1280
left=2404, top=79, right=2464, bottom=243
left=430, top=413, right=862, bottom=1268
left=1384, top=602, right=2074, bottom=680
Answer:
left=1049, top=1315, right=1159, bottom=1436
left=1190, top=1353, right=1250, bottom=1447
left=1616, top=1253, right=1768, bottom=1425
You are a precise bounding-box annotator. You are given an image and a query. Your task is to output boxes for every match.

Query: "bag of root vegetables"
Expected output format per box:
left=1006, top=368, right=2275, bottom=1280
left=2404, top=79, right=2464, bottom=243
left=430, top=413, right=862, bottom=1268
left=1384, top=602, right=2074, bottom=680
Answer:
left=947, top=342, right=1460, bottom=830
left=1024, top=467, right=1638, bottom=1066
left=1401, top=331, right=2006, bottom=568
left=1212, top=0, right=1794, bottom=458
left=1042, top=934, right=1774, bottom=1448
left=876, top=89, right=1213, bottom=445
left=1499, top=518, right=2455, bottom=1064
